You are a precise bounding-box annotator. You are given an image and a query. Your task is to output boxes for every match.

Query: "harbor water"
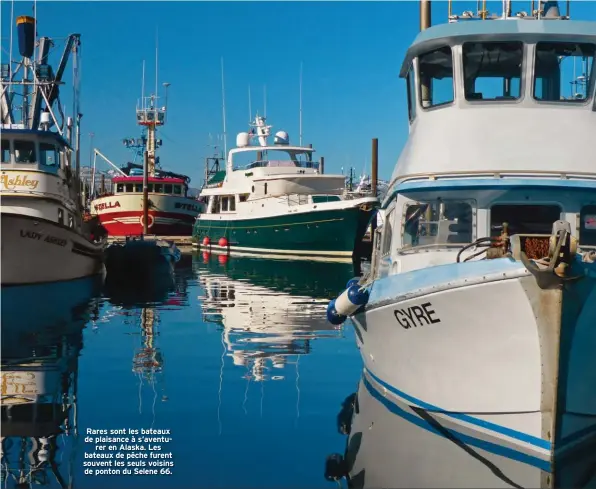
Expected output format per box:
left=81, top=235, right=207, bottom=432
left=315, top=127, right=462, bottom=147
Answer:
left=1, top=253, right=363, bottom=488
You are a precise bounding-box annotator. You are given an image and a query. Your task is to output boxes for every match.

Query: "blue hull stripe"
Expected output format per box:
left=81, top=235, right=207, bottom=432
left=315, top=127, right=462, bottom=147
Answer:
left=363, top=376, right=551, bottom=471
left=366, top=368, right=551, bottom=450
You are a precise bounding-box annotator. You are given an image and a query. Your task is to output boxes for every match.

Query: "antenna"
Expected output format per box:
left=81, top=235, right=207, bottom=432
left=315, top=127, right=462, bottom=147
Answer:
left=299, top=61, right=303, bottom=146
left=155, top=26, right=158, bottom=100
left=263, top=85, right=267, bottom=118
left=221, top=57, right=227, bottom=155
left=248, top=85, right=252, bottom=122
left=141, top=60, right=145, bottom=110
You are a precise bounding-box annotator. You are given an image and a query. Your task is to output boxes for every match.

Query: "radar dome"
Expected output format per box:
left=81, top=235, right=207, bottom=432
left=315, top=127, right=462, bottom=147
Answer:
left=274, top=131, right=290, bottom=145
left=236, top=132, right=250, bottom=147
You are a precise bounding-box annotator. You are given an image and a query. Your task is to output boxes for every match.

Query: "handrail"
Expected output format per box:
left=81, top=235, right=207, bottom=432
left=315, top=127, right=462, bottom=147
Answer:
left=388, top=169, right=596, bottom=191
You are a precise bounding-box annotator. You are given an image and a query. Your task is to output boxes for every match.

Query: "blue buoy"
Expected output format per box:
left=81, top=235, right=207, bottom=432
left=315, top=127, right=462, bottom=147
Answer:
left=346, top=277, right=360, bottom=289
left=347, top=285, right=369, bottom=306
left=326, top=299, right=347, bottom=325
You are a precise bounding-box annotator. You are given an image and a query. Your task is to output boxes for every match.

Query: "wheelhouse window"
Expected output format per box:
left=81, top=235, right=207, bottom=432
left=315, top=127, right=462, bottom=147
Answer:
left=534, top=42, right=595, bottom=102
left=403, top=200, right=474, bottom=248
left=125, top=184, right=134, bottom=192
left=239, top=194, right=249, bottom=202
left=381, top=208, right=394, bottom=255
left=148, top=184, right=154, bottom=192
left=580, top=205, right=596, bottom=246
left=490, top=204, right=561, bottom=235
left=116, top=183, right=124, bottom=193
left=154, top=183, right=163, bottom=193
left=173, top=185, right=182, bottom=195
left=221, top=196, right=229, bottom=212
left=210, top=196, right=221, bottom=214
left=229, top=196, right=236, bottom=211
left=418, top=46, right=453, bottom=108
left=135, top=184, right=143, bottom=192
left=463, top=42, right=523, bottom=101
left=14, top=140, right=36, bottom=163
left=164, top=184, right=173, bottom=194
left=1, top=139, right=11, bottom=163
left=406, top=64, right=417, bottom=120
left=39, top=143, right=59, bottom=167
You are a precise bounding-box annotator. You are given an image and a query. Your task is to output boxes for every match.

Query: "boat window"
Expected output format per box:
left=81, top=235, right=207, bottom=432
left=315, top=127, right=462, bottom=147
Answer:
left=406, top=64, right=417, bottom=120
left=264, top=182, right=268, bottom=194
left=534, top=42, right=595, bottom=102
left=239, top=194, right=248, bottom=202
left=13, top=140, right=36, bottom=163
left=229, top=196, right=236, bottom=211
left=313, top=195, right=341, bottom=203
left=418, top=46, right=453, bottom=108
left=125, top=184, right=134, bottom=192
left=403, top=200, right=474, bottom=247
left=68, top=214, right=74, bottom=228
left=463, top=42, right=523, bottom=101
left=580, top=205, right=596, bottom=246
left=154, top=183, right=163, bottom=193
left=116, top=183, right=124, bottom=193
left=135, top=184, right=143, bottom=192
left=58, top=208, right=64, bottom=225
left=1, top=139, right=11, bottom=163
left=164, top=184, right=173, bottom=194
left=221, top=196, right=229, bottom=212
left=148, top=184, right=154, bottom=192
left=381, top=208, right=394, bottom=255
left=211, top=196, right=221, bottom=214
left=39, top=143, right=59, bottom=167
left=173, top=185, right=182, bottom=195
left=490, top=204, right=561, bottom=235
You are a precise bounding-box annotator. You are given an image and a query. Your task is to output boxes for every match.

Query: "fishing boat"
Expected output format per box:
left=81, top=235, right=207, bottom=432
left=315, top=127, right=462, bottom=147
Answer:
left=325, top=1, right=596, bottom=487
left=192, top=114, right=379, bottom=260
left=89, top=87, right=204, bottom=237
left=0, top=16, right=106, bottom=286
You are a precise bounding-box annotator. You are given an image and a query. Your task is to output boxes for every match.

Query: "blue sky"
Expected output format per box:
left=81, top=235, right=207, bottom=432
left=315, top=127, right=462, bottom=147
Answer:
left=2, top=1, right=595, bottom=187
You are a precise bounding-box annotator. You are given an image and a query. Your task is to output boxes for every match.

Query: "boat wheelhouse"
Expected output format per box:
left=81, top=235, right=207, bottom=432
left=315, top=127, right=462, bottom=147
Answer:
left=193, top=115, right=379, bottom=260
left=328, top=2, right=596, bottom=487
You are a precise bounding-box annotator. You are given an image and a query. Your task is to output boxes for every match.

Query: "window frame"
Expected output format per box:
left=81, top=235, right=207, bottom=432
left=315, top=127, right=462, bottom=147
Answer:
left=461, top=40, right=525, bottom=104
left=13, top=140, right=37, bottom=164
left=406, top=63, right=417, bottom=121
left=1, top=139, right=12, bottom=163
left=39, top=142, right=59, bottom=168
left=579, top=204, right=596, bottom=248
left=532, top=41, right=596, bottom=106
left=418, top=45, right=455, bottom=110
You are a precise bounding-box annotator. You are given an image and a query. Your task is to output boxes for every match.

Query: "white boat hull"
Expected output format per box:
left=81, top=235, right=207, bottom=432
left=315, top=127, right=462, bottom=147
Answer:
left=1, top=213, right=105, bottom=286
left=349, top=256, right=596, bottom=488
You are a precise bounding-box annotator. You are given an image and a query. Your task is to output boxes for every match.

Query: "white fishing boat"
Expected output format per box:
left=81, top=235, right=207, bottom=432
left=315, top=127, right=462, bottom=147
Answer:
left=325, top=1, right=596, bottom=487
left=192, top=114, right=379, bottom=260
left=1, top=15, right=105, bottom=286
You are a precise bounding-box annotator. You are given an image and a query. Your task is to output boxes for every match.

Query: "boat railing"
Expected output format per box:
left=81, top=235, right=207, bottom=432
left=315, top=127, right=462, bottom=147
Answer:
left=446, top=0, right=571, bottom=22
left=240, top=160, right=320, bottom=171
left=388, top=169, right=596, bottom=191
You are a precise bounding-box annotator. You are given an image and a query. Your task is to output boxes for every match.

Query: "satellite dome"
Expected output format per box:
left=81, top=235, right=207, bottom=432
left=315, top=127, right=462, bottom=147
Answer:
left=236, top=132, right=250, bottom=147
left=274, top=131, right=290, bottom=145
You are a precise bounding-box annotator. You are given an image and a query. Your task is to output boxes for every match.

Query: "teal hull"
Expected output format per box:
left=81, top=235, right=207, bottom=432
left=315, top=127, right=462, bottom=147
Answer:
left=192, top=207, right=375, bottom=257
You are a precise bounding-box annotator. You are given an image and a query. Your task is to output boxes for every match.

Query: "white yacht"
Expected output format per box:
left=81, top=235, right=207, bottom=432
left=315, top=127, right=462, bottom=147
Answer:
left=192, top=115, right=378, bottom=261
left=326, top=1, right=596, bottom=487
left=1, top=15, right=105, bottom=286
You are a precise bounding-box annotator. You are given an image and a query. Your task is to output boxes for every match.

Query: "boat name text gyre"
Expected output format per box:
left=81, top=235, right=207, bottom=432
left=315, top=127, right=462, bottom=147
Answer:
left=94, top=201, right=121, bottom=211
left=394, top=302, right=441, bottom=329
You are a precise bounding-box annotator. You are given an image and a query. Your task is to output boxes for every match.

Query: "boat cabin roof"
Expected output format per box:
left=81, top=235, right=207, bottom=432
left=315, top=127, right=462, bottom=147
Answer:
left=0, top=128, right=71, bottom=149
left=229, top=145, right=315, bottom=156
left=112, top=176, right=187, bottom=184
left=400, top=19, right=596, bottom=76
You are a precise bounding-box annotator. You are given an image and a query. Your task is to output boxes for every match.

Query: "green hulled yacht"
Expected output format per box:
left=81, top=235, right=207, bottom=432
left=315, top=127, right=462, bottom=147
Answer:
left=192, top=115, right=378, bottom=260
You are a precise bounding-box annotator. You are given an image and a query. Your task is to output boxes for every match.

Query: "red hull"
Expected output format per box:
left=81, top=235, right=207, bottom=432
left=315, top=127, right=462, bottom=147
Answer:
left=97, top=210, right=195, bottom=236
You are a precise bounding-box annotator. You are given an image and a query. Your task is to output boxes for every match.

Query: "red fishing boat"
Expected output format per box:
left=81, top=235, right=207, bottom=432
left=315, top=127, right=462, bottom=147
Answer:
left=90, top=90, right=204, bottom=236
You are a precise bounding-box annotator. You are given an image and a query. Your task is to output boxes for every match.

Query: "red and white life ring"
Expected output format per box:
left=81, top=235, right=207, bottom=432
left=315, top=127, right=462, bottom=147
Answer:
left=139, top=214, right=155, bottom=228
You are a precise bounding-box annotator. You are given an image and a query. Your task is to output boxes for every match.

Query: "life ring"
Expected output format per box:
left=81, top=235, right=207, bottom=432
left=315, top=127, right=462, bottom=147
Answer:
left=140, top=214, right=155, bottom=228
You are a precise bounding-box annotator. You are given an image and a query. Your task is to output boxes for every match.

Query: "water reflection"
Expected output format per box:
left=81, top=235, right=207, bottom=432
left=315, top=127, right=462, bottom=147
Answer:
left=194, top=254, right=358, bottom=382
left=1, top=278, right=101, bottom=488
left=328, top=373, right=596, bottom=489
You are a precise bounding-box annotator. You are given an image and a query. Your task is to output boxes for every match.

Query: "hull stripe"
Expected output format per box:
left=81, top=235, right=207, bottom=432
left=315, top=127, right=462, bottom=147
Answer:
left=196, top=217, right=344, bottom=230
left=362, top=376, right=551, bottom=471
left=365, top=368, right=551, bottom=450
